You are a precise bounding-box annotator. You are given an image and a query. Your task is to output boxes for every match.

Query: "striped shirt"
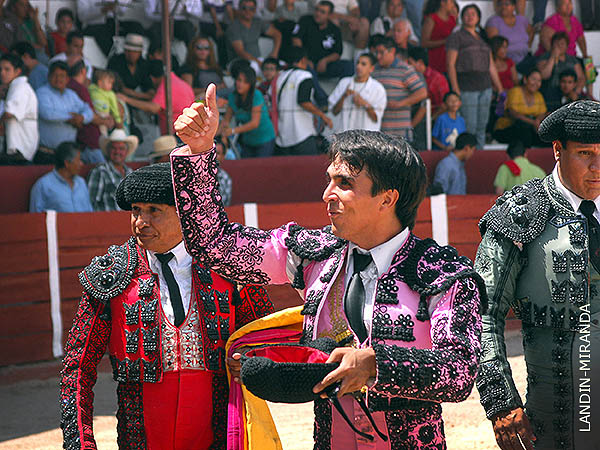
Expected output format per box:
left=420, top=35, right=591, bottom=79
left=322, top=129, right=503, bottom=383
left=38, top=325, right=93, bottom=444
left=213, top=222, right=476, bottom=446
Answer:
left=373, top=58, right=425, bottom=138
left=87, top=162, right=133, bottom=211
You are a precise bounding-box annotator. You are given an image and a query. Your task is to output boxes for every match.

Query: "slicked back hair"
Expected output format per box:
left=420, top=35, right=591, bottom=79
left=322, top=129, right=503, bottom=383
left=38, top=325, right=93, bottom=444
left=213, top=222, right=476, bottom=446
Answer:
left=327, top=130, right=427, bottom=230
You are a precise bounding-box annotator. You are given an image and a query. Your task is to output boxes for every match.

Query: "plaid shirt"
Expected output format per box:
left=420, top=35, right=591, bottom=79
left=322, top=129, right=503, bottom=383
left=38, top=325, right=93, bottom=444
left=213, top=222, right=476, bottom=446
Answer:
left=87, top=162, right=133, bottom=211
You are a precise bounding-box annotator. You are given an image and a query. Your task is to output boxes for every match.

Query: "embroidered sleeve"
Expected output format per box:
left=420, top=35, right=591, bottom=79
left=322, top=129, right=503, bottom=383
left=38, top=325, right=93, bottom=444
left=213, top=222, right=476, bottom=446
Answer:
left=474, top=230, right=525, bottom=419
left=371, top=277, right=482, bottom=403
left=235, top=284, right=275, bottom=329
left=60, top=293, right=111, bottom=450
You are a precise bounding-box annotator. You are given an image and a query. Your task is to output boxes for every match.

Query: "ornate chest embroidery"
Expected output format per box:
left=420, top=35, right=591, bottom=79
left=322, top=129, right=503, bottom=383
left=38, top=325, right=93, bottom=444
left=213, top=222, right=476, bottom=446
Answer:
left=162, top=300, right=205, bottom=372
left=125, top=329, right=139, bottom=354
left=124, top=301, right=140, bottom=325
left=141, top=298, right=158, bottom=324
left=372, top=309, right=416, bottom=342
left=138, top=277, right=155, bottom=297
left=568, top=223, right=586, bottom=248
left=551, top=280, right=568, bottom=303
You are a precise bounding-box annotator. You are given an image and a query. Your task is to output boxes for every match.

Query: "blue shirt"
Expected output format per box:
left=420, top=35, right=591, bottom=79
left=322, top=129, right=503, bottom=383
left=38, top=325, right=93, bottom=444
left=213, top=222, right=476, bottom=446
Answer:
left=227, top=89, right=275, bottom=146
left=432, top=112, right=466, bottom=150
left=28, top=63, right=48, bottom=91
left=29, top=169, right=93, bottom=212
left=433, top=152, right=467, bottom=195
left=36, top=84, right=94, bottom=149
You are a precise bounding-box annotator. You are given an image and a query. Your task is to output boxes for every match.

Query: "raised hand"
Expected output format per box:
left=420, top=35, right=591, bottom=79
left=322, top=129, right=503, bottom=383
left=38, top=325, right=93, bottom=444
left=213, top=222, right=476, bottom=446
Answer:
left=312, top=347, right=376, bottom=398
left=174, top=83, right=220, bottom=154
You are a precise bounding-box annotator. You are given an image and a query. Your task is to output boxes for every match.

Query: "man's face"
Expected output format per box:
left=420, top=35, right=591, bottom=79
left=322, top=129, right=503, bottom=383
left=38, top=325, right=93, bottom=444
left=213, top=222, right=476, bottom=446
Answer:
left=57, top=15, right=73, bottom=35
left=555, top=141, right=600, bottom=199
left=463, top=145, right=476, bottom=160
left=445, top=93, right=461, bottom=112
left=560, top=75, right=576, bottom=94
left=355, top=56, right=374, bottom=79
left=387, top=0, right=403, bottom=18
left=0, top=61, right=20, bottom=85
left=131, top=203, right=184, bottom=253
left=150, top=74, right=163, bottom=88
left=67, top=37, right=84, bottom=57
left=13, top=0, right=28, bottom=19
left=375, top=45, right=395, bottom=67
left=109, top=141, right=129, bottom=166
left=240, top=0, right=256, bottom=20
left=262, top=63, right=277, bottom=82
left=64, top=151, right=83, bottom=177
left=125, top=49, right=141, bottom=65
left=407, top=56, right=424, bottom=73
left=49, top=67, right=69, bottom=91
left=323, top=159, right=388, bottom=247
left=314, top=4, right=331, bottom=25
left=392, top=20, right=410, bottom=48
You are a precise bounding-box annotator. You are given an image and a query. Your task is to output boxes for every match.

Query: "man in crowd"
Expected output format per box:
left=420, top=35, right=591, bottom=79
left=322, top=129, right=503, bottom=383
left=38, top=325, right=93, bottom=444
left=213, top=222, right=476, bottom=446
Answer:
left=36, top=61, right=94, bottom=152
left=49, top=31, right=93, bottom=80
left=476, top=100, right=600, bottom=450
left=11, top=40, right=47, bottom=90
left=432, top=132, right=477, bottom=195
left=408, top=46, right=449, bottom=116
left=145, top=0, right=203, bottom=48
left=493, top=140, right=546, bottom=194
left=322, top=0, right=369, bottom=52
left=370, top=0, right=416, bottom=41
left=87, top=128, right=138, bottom=211
left=107, top=34, right=154, bottom=101
left=29, top=141, right=92, bottom=212
left=60, top=163, right=274, bottom=449
left=170, top=85, right=485, bottom=448
left=372, top=36, right=427, bottom=141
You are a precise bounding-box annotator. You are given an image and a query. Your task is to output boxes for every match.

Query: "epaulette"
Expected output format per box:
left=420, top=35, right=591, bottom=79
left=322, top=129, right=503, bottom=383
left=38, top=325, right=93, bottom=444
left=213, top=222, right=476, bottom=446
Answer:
left=78, top=237, right=138, bottom=303
left=479, top=178, right=550, bottom=244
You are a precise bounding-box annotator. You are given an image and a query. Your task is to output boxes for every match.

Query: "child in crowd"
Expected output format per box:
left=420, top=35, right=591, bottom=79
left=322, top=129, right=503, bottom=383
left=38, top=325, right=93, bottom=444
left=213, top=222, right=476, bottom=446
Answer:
left=257, top=57, right=280, bottom=134
left=48, top=8, right=74, bottom=56
left=432, top=91, right=466, bottom=150
left=88, top=69, right=122, bottom=136
left=548, top=68, right=584, bottom=111
left=491, top=36, right=518, bottom=91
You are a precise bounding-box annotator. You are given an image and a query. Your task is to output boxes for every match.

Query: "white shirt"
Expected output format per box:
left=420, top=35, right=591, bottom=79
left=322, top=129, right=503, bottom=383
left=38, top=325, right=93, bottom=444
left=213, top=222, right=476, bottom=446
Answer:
left=145, top=0, right=204, bottom=21
left=4, top=76, right=38, bottom=161
left=147, top=241, right=193, bottom=325
left=553, top=165, right=600, bottom=221
left=49, top=53, right=93, bottom=80
left=77, top=0, right=135, bottom=25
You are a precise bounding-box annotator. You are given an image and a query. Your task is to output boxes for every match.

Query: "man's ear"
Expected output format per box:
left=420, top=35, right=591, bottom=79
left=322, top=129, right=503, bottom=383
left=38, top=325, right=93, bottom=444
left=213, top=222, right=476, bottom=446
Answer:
left=381, top=189, right=399, bottom=212
left=553, top=140, right=563, bottom=162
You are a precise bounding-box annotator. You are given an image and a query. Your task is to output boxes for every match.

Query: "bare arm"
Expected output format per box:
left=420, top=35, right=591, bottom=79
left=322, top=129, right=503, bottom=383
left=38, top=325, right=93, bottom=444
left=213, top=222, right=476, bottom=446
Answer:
left=292, top=37, right=302, bottom=47
left=218, top=105, right=234, bottom=135
left=300, top=101, right=333, bottom=128
left=536, top=55, right=555, bottom=80
left=489, top=53, right=504, bottom=93
left=332, top=89, right=350, bottom=115
left=412, top=105, right=425, bottom=127
left=118, top=94, right=162, bottom=114
left=421, top=16, right=446, bottom=48
left=233, top=104, right=262, bottom=134
left=510, top=64, right=519, bottom=87
left=387, top=87, right=427, bottom=108
left=539, top=25, right=554, bottom=54
left=446, top=49, right=460, bottom=94
left=231, top=40, right=260, bottom=63
left=577, top=34, right=588, bottom=58
left=264, top=25, right=282, bottom=57
left=575, top=62, right=586, bottom=94
left=121, top=86, right=155, bottom=100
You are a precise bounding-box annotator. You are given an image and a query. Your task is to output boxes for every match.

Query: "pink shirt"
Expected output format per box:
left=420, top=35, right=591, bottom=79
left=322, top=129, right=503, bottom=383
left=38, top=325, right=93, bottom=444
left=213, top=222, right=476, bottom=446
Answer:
left=535, top=13, right=583, bottom=56
left=152, top=72, right=195, bottom=134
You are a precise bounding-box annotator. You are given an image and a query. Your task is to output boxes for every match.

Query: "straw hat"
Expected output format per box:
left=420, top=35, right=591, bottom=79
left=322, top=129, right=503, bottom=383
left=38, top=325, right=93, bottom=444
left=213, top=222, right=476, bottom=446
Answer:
left=99, top=129, right=139, bottom=158
left=123, top=33, right=144, bottom=52
left=149, top=135, right=178, bottom=160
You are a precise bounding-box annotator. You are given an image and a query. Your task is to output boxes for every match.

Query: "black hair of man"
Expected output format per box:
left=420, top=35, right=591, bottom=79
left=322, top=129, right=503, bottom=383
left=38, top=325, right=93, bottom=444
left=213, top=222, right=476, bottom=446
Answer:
left=262, top=57, right=279, bottom=69
left=68, top=59, right=87, bottom=77
left=318, top=0, right=334, bottom=13
left=49, top=60, right=69, bottom=76
left=288, top=46, right=308, bottom=65
left=506, top=140, right=526, bottom=159
left=56, top=7, right=74, bottom=21
left=443, top=90, right=460, bottom=102
left=455, top=132, right=478, bottom=150
left=378, top=36, right=397, bottom=50
left=551, top=31, right=569, bottom=47
left=148, top=59, right=164, bottom=78
left=55, top=142, right=80, bottom=169
left=327, top=129, right=427, bottom=230
left=559, top=68, right=577, bottom=81
left=67, top=30, right=85, bottom=45
left=0, top=53, right=24, bottom=72
left=407, top=46, right=428, bottom=67
left=358, top=52, right=377, bottom=66
left=368, top=34, right=385, bottom=49
left=11, top=41, right=36, bottom=59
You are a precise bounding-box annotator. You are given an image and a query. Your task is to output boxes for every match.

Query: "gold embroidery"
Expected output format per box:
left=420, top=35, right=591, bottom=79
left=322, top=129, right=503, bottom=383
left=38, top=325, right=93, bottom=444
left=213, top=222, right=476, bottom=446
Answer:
left=317, top=270, right=355, bottom=345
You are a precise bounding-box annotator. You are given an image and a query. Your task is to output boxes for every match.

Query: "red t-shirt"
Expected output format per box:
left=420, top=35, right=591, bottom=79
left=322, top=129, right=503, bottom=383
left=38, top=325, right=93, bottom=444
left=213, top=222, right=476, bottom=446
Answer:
left=152, top=73, right=196, bottom=134
left=424, top=66, right=450, bottom=113
left=497, top=58, right=515, bottom=90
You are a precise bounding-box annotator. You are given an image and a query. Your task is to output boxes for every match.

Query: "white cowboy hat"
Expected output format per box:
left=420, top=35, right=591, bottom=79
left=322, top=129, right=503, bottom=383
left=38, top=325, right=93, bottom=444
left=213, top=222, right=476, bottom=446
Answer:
left=123, top=33, right=144, bottom=52
left=149, top=135, right=178, bottom=159
left=99, top=129, right=139, bottom=158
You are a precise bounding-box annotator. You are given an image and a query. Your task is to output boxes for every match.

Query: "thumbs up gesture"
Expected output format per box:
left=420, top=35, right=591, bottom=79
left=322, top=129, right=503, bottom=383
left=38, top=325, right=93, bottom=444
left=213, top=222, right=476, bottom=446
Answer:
left=174, top=83, right=220, bottom=154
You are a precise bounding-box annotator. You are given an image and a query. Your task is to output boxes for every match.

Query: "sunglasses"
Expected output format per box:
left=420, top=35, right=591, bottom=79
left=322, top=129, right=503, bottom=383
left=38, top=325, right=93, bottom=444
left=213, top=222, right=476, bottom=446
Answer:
left=241, top=5, right=256, bottom=10
left=196, top=45, right=210, bottom=50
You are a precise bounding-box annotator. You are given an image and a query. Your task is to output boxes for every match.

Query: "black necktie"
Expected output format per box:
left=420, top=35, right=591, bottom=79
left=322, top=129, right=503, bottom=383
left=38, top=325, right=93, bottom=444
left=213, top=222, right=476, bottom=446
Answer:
left=155, top=252, right=186, bottom=327
left=344, top=249, right=373, bottom=344
left=580, top=200, right=600, bottom=273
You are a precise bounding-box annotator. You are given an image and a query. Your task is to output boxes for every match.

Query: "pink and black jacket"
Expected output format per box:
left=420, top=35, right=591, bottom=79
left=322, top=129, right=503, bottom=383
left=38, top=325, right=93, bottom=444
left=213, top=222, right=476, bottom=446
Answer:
left=171, top=149, right=487, bottom=449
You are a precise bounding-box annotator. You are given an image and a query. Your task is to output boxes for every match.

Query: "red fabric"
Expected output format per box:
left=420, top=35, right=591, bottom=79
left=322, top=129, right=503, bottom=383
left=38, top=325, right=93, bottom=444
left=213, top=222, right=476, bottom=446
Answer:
left=50, top=31, right=67, bottom=55
left=245, top=345, right=330, bottom=363
left=426, top=13, right=456, bottom=74
left=68, top=78, right=101, bottom=149
left=424, top=66, right=450, bottom=113
left=497, top=58, right=515, bottom=90
left=504, top=160, right=521, bottom=175
left=153, top=73, right=196, bottom=134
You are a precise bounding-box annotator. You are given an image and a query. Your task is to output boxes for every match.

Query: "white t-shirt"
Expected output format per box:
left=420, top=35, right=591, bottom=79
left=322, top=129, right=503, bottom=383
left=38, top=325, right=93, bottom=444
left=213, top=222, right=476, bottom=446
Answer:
left=4, top=76, right=38, bottom=161
left=328, top=76, right=387, bottom=132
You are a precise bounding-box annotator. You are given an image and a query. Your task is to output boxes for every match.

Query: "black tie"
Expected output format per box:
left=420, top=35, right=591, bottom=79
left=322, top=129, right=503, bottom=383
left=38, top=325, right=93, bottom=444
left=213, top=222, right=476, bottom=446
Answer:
left=344, top=249, right=373, bottom=344
left=155, top=252, right=186, bottom=327
left=580, top=200, right=600, bottom=273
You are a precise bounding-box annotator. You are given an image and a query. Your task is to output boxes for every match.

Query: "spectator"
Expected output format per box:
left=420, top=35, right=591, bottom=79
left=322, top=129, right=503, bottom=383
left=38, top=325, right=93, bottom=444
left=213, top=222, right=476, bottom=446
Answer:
left=178, top=36, right=226, bottom=99
left=36, top=61, right=94, bottom=153
left=199, top=0, right=234, bottom=66
left=432, top=132, right=477, bottom=194
left=491, top=35, right=518, bottom=90
left=220, top=65, right=276, bottom=157
left=29, top=141, right=93, bottom=212
left=215, top=136, right=232, bottom=205
left=117, top=60, right=195, bottom=135
left=390, top=17, right=418, bottom=50
left=149, top=134, right=177, bottom=162
left=328, top=53, right=387, bottom=131
left=485, top=0, right=533, bottom=67
left=147, top=40, right=180, bottom=74
left=87, top=129, right=138, bottom=211
left=493, top=140, right=546, bottom=194
left=446, top=4, right=504, bottom=148
left=77, top=0, right=145, bottom=56
left=421, top=0, right=456, bottom=74
left=0, top=52, right=37, bottom=163
left=107, top=34, right=155, bottom=101
left=372, top=36, right=427, bottom=141
left=11, top=41, right=47, bottom=90
left=0, top=0, right=25, bottom=53
left=226, top=0, right=281, bottom=74
left=371, top=0, right=416, bottom=42
left=3, top=0, right=46, bottom=61
left=536, top=0, right=587, bottom=57
left=145, top=0, right=203, bottom=48
left=257, top=57, right=280, bottom=132
left=67, top=60, right=109, bottom=164
left=407, top=45, right=449, bottom=115
left=493, top=68, right=547, bottom=148
left=49, top=30, right=93, bottom=80
left=432, top=91, right=466, bottom=150
left=275, top=46, right=332, bottom=155
left=88, top=69, right=123, bottom=135
left=292, top=1, right=353, bottom=79
left=537, top=31, right=585, bottom=99
left=548, top=68, right=584, bottom=111
left=47, top=8, right=74, bottom=56
left=318, top=0, right=370, bottom=51
left=273, top=0, right=304, bottom=63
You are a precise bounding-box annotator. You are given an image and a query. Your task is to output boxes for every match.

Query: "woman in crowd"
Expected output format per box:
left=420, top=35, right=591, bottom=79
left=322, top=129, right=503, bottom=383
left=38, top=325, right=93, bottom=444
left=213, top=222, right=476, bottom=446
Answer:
left=219, top=65, right=276, bottom=158
left=178, top=35, right=226, bottom=100
left=446, top=3, right=504, bottom=148
left=493, top=68, right=547, bottom=147
left=421, top=0, right=457, bottom=74
left=485, top=0, right=533, bottom=67
left=535, top=0, right=587, bottom=58
left=491, top=35, right=519, bottom=90
left=537, top=31, right=585, bottom=98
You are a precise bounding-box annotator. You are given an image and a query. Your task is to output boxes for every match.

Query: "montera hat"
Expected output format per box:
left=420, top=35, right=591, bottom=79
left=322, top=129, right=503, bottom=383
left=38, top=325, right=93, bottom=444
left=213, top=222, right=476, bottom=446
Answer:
left=149, top=135, right=178, bottom=159
left=123, top=33, right=145, bottom=52
left=99, top=128, right=139, bottom=158
left=115, top=163, right=174, bottom=210
left=538, top=100, right=600, bottom=143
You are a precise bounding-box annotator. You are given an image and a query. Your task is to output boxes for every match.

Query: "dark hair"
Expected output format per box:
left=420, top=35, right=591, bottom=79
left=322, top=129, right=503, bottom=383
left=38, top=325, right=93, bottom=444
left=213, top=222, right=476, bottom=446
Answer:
left=49, top=60, right=69, bottom=75
left=0, top=53, right=24, bottom=72
left=55, top=141, right=80, bottom=169
left=551, top=31, right=569, bottom=46
left=288, top=46, right=308, bottom=65
left=523, top=67, right=541, bottom=80
left=235, top=65, right=256, bottom=111
left=559, top=68, right=577, bottom=81
left=68, top=59, right=86, bottom=77
left=92, top=68, right=115, bottom=84
left=66, top=30, right=84, bottom=45
left=407, top=46, right=428, bottom=66
left=455, top=132, right=478, bottom=150
left=327, top=130, right=427, bottom=229
left=148, top=59, right=164, bottom=78
left=11, top=41, right=36, bottom=59
left=368, top=34, right=386, bottom=49
left=443, top=90, right=460, bottom=102
left=506, top=140, right=526, bottom=159
left=460, top=3, right=481, bottom=21
left=423, top=0, right=443, bottom=17
left=359, top=52, right=377, bottom=66
left=490, top=35, right=508, bottom=55
left=229, top=57, right=251, bottom=78
left=378, top=36, right=397, bottom=50
left=318, top=0, right=334, bottom=13
left=56, top=7, right=74, bottom=22
left=262, top=57, right=279, bottom=69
